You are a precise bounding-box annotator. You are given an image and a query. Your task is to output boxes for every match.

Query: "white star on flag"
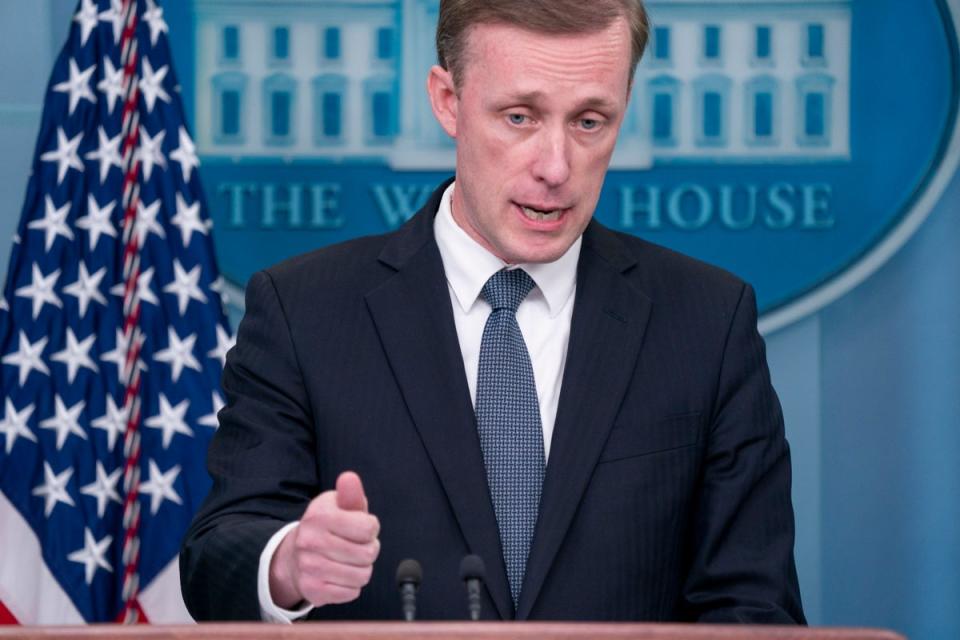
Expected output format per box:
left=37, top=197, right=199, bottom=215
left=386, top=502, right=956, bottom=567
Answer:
left=15, top=264, right=62, bottom=319
left=40, top=127, right=84, bottom=185
left=143, top=0, right=169, bottom=46
left=63, top=263, right=108, bottom=318
left=75, top=195, right=118, bottom=250
left=0, top=295, right=8, bottom=312
left=207, top=324, right=235, bottom=365
left=198, top=392, right=224, bottom=429
left=210, top=276, right=230, bottom=306
left=80, top=462, right=123, bottom=518
left=84, top=126, right=123, bottom=183
left=100, top=328, right=130, bottom=377
left=31, top=462, right=76, bottom=517
left=97, top=57, right=125, bottom=114
left=169, top=126, right=200, bottom=183
left=140, top=460, right=183, bottom=515
left=110, top=265, right=160, bottom=306
left=153, top=327, right=202, bottom=383
left=144, top=394, right=193, bottom=449
left=139, top=58, right=171, bottom=113
left=100, top=329, right=148, bottom=387
left=170, top=192, right=210, bottom=247
left=0, top=398, right=37, bottom=454
left=91, top=395, right=128, bottom=452
left=27, top=196, right=75, bottom=252
left=137, top=126, right=167, bottom=181
left=67, top=528, right=113, bottom=585
left=98, top=0, right=124, bottom=44
left=39, top=395, right=87, bottom=451
left=73, top=0, right=99, bottom=46
left=51, top=328, right=99, bottom=383
left=163, top=260, right=208, bottom=315
left=2, top=332, right=50, bottom=386
left=134, top=197, right=166, bottom=245
left=52, top=58, right=97, bottom=115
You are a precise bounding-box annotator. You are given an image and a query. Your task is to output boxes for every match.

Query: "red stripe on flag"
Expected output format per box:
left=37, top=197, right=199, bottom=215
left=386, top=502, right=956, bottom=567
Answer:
left=0, top=600, right=19, bottom=625
left=112, top=600, right=148, bottom=624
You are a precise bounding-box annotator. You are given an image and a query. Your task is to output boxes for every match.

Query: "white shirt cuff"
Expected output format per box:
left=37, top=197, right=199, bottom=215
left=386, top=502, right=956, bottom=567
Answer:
left=257, top=521, right=315, bottom=623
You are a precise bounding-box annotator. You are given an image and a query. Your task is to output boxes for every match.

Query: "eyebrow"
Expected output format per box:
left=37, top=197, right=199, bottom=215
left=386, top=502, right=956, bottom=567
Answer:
left=493, top=90, right=619, bottom=113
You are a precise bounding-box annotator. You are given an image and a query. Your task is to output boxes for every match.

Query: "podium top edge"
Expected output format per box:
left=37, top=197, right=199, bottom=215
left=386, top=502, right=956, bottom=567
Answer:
left=0, top=621, right=907, bottom=640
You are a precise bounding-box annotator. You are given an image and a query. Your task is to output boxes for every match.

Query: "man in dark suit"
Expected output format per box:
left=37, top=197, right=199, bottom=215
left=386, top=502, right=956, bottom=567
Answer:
left=181, top=0, right=805, bottom=624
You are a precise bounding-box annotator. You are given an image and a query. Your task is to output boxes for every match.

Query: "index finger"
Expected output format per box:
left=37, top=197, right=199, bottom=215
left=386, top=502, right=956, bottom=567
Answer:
left=326, top=508, right=380, bottom=544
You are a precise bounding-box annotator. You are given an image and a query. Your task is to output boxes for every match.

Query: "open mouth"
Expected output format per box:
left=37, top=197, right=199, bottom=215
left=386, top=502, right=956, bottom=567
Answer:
left=519, top=204, right=565, bottom=222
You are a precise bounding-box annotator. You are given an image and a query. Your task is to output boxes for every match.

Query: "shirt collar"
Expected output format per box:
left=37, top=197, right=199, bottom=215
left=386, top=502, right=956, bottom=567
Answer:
left=433, top=182, right=581, bottom=317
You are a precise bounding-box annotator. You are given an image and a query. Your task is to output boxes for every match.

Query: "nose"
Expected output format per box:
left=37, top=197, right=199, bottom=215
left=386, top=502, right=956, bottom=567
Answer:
left=531, top=125, right=571, bottom=187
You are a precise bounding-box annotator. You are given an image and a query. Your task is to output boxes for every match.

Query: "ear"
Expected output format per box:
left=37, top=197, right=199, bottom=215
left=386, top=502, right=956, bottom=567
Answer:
left=427, top=64, right=458, bottom=138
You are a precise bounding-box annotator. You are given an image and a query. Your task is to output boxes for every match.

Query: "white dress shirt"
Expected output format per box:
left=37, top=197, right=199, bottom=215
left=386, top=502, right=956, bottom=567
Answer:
left=257, top=182, right=580, bottom=622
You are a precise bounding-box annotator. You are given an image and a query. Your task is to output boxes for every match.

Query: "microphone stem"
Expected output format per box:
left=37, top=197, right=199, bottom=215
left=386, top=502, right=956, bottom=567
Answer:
left=467, top=579, right=481, bottom=621
left=401, top=583, right=417, bottom=621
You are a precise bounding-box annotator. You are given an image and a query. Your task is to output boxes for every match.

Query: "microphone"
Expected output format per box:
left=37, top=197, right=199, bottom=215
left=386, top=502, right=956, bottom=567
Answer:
left=459, top=554, right=486, bottom=621
left=395, top=558, right=422, bottom=622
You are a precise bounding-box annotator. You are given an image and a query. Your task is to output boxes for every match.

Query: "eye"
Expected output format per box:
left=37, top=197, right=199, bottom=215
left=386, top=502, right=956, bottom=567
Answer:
left=579, top=118, right=602, bottom=131
left=508, top=113, right=528, bottom=126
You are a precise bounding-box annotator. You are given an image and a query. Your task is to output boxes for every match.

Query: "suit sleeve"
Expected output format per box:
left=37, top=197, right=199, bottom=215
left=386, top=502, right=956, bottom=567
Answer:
left=180, top=270, right=320, bottom=621
left=681, top=284, right=806, bottom=624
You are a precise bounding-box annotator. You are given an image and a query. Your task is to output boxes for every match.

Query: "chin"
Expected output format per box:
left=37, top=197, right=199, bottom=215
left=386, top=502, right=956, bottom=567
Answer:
left=507, top=243, right=570, bottom=265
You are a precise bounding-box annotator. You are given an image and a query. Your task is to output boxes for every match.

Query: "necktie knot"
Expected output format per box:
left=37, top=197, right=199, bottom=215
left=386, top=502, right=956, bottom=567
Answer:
left=481, top=269, right=535, bottom=313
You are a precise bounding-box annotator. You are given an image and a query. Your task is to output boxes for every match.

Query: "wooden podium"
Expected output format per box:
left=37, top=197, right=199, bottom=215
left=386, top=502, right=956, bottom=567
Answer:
left=0, top=622, right=906, bottom=640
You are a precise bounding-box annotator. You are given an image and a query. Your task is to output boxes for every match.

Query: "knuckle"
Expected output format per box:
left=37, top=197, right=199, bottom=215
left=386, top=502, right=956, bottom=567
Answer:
left=317, top=581, right=338, bottom=598
left=314, top=505, right=337, bottom=525
left=299, top=519, right=326, bottom=541
left=314, top=529, right=336, bottom=553
left=322, top=508, right=344, bottom=530
left=296, top=559, right=318, bottom=579
left=292, top=531, right=313, bottom=554
left=299, top=577, right=324, bottom=603
left=290, top=529, right=305, bottom=549
left=305, top=492, right=333, bottom=516
left=300, top=554, right=326, bottom=574
left=325, top=584, right=358, bottom=605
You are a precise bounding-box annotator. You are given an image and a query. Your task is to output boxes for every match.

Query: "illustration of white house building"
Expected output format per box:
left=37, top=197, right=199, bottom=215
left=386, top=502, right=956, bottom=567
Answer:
left=193, top=0, right=851, bottom=168
left=635, top=0, right=851, bottom=163
left=194, top=0, right=402, bottom=159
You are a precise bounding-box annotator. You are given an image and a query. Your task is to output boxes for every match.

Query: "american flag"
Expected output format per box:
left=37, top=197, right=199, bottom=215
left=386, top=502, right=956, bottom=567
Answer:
left=0, top=0, right=230, bottom=624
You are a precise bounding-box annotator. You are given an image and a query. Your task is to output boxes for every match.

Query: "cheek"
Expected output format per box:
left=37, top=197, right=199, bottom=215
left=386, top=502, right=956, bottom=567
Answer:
left=482, top=129, right=519, bottom=169
left=461, top=123, right=510, bottom=177
left=579, top=140, right=618, bottom=180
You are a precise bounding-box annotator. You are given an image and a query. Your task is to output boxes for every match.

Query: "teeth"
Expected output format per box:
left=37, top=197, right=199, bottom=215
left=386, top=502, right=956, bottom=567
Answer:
left=521, top=206, right=561, bottom=222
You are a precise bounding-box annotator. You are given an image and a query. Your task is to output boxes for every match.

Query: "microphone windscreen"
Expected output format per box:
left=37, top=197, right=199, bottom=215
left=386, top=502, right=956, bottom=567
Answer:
left=396, top=558, right=423, bottom=587
left=459, top=554, right=486, bottom=581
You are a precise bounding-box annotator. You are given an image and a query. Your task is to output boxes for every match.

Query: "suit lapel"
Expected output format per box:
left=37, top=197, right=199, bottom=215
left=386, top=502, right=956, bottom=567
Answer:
left=517, top=222, right=653, bottom=619
left=364, top=185, right=514, bottom=620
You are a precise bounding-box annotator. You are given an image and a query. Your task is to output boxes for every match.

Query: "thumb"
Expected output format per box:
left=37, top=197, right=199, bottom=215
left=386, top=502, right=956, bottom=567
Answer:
left=335, top=471, right=368, bottom=512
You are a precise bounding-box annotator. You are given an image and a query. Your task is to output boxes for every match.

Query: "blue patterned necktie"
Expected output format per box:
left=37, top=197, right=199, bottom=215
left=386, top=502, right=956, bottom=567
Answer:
left=475, top=268, right=546, bottom=608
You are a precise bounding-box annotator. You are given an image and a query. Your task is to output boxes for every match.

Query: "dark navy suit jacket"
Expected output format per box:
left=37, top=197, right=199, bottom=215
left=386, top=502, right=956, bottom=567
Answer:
left=180, top=180, right=805, bottom=623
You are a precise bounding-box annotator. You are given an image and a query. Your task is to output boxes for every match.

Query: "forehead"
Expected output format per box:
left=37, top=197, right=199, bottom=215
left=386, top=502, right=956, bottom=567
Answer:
left=460, top=19, right=632, bottom=103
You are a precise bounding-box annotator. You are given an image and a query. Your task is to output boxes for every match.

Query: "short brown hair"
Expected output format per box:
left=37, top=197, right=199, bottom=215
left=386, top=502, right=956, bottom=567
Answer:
left=436, top=0, right=650, bottom=90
